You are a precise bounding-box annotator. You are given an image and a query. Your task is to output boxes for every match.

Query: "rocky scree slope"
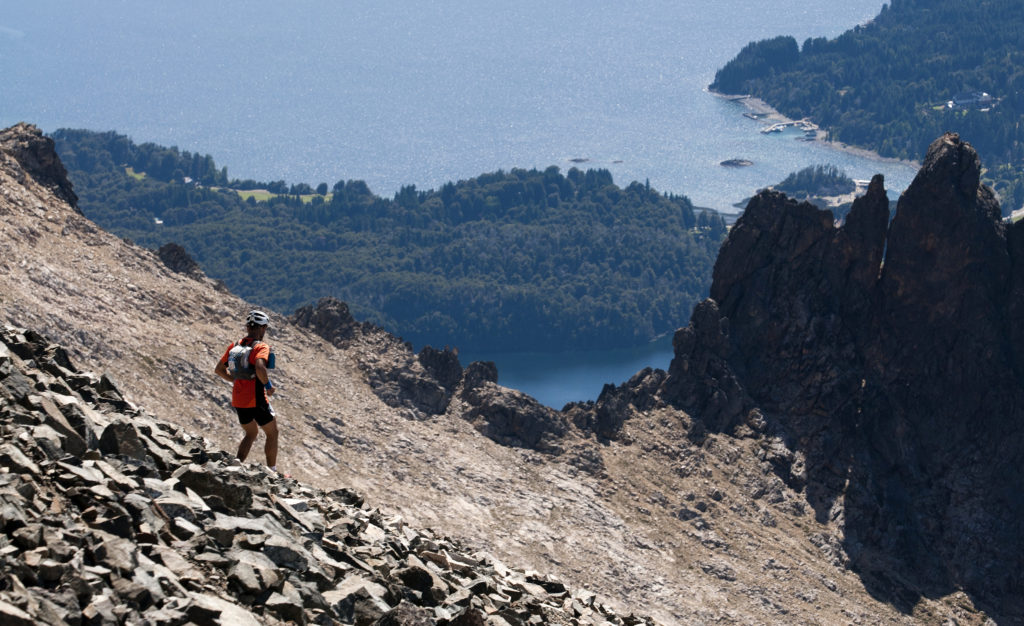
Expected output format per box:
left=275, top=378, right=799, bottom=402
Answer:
left=0, top=324, right=650, bottom=625
left=0, top=121, right=999, bottom=624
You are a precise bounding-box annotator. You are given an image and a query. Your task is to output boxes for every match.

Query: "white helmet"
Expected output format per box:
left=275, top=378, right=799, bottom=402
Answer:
left=246, top=310, right=270, bottom=327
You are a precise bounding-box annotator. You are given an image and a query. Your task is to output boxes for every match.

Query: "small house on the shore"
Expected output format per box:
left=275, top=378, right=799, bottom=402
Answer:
left=946, top=91, right=994, bottom=110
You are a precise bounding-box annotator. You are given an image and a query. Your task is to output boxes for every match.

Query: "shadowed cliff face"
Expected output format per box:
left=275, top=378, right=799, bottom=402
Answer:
left=662, top=133, right=1024, bottom=618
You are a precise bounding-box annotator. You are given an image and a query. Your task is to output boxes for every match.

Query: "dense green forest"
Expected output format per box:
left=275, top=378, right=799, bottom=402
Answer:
left=711, top=0, right=1024, bottom=212
left=774, top=164, right=855, bottom=200
left=52, top=129, right=725, bottom=352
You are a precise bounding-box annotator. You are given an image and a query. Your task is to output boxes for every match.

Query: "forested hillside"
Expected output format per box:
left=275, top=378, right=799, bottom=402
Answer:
left=711, top=0, right=1024, bottom=211
left=774, top=164, right=855, bottom=199
left=53, top=129, right=725, bottom=352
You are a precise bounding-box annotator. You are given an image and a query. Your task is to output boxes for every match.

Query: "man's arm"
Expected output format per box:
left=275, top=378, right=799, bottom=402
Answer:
left=255, top=359, right=270, bottom=386
left=214, top=360, right=233, bottom=383
left=255, top=358, right=275, bottom=396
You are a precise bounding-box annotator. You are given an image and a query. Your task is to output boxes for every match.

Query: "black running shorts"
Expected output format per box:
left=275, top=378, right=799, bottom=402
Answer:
left=235, top=405, right=275, bottom=426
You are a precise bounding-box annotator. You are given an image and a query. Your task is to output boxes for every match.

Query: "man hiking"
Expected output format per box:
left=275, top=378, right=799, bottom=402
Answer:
left=214, top=310, right=279, bottom=472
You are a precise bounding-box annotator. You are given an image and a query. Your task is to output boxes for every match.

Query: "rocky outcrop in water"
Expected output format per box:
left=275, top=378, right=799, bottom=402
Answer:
left=0, top=323, right=653, bottom=625
left=657, top=133, right=1024, bottom=619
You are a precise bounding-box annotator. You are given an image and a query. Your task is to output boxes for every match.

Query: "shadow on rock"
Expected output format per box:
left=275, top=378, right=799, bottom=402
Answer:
left=657, top=134, right=1024, bottom=621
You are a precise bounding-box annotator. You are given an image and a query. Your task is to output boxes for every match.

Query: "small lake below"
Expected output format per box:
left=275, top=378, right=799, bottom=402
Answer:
left=461, top=335, right=675, bottom=409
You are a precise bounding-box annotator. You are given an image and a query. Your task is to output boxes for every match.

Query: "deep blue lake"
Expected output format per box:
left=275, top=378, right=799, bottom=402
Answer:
left=1, top=1, right=916, bottom=406
left=461, top=334, right=675, bottom=409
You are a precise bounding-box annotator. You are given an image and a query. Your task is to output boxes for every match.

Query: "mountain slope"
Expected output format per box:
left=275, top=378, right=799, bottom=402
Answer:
left=0, top=122, right=1002, bottom=623
left=0, top=324, right=650, bottom=625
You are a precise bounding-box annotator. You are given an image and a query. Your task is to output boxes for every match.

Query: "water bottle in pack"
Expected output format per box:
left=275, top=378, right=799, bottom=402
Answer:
left=227, top=341, right=258, bottom=380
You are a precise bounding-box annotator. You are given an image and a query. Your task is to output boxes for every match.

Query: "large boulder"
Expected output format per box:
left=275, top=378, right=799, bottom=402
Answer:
left=292, top=297, right=462, bottom=418
left=0, top=123, right=78, bottom=209
left=157, top=243, right=205, bottom=279
left=291, top=297, right=361, bottom=346
left=459, top=370, right=568, bottom=454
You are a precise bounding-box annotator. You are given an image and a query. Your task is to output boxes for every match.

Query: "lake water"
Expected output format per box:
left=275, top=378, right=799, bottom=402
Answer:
left=1, top=0, right=917, bottom=406
left=462, top=335, right=676, bottom=409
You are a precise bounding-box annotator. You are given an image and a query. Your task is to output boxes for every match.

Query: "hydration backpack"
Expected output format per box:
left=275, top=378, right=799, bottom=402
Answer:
left=227, top=340, right=263, bottom=380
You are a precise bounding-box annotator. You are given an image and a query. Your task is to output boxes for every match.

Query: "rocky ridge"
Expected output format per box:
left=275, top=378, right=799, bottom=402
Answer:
left=0, top=122, right=78, bottom=209
left=0, top=121, right=1003, bottom=623
left=0, top=323, right=654, bottom=625
left=291, top=297, right=571, bottom=456
left=647, top=133, right=1023, bottom=620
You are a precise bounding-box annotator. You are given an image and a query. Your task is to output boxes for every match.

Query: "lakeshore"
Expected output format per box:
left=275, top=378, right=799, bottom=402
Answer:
left=721, top=92, right=921, bottom=171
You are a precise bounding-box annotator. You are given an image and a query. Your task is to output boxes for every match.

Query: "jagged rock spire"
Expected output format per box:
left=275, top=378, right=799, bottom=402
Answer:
left=659, top=132, right=1024, bottom=615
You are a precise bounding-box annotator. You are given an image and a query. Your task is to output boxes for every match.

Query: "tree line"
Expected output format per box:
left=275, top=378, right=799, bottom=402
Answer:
left=711, top=0, right=1024, bottom=212
left=52, top=129, right=726, bottom=353
left=774, top=164, right=855, bottom=200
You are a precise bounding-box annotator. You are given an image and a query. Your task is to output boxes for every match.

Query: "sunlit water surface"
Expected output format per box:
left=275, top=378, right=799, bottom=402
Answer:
left=1, top=1, right=914, bottom=405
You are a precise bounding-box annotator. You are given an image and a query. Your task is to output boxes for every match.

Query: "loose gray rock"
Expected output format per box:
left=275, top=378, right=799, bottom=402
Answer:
left=0, top=297, right=656, bottom=625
